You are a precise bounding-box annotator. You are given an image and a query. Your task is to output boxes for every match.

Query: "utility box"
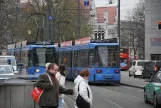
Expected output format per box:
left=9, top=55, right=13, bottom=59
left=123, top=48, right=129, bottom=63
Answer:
left=0, top=79, right=40, bottom=108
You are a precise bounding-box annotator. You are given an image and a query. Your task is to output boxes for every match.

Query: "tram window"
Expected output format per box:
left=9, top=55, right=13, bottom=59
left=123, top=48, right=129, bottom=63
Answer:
left=61, top=51, right=71, bottom=67
left=66, top=52, right=72, bottom=67
left=21, top=50, right=28, bottom=67
left=89, top=49, right=94, bottom=67
left=73, top=51, right=78, bottom=67
left=84, top=50, right=89, bottom=67
left=59, top=52, right=63, bottom=64
left=95, top=46, right=119, bottom=67
left=77, top=51, right=85, bottom=67
left=28, top=50, right=32, bottom=67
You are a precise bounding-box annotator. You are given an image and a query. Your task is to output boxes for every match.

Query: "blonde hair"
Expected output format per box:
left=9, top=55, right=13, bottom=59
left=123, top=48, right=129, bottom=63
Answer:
left=45, top=63, right=51, bottom=70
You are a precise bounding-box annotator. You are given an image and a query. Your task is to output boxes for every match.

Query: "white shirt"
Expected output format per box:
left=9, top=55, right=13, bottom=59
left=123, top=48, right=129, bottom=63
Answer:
left=56, top=72, right=66, bottom=97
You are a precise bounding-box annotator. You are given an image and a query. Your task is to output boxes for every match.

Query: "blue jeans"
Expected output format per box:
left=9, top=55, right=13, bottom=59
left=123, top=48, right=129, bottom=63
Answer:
left=58, top=97, right=62, bottom=108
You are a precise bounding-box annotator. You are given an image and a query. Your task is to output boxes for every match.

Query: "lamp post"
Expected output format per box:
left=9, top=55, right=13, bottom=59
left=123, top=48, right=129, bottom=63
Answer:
left=77, top=0, right=81, bottom=39
left=118, top=0, right=120, bottom=46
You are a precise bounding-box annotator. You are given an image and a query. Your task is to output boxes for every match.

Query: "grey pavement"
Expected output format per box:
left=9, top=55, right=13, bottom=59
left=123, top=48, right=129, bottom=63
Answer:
left=65, top=81, right=153, bottom=108
left=120, top=71, right=148, bottom=89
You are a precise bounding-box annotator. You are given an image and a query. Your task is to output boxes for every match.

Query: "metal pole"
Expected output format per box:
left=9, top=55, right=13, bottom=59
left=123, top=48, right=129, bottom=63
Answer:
left=118, top=0, right=120, bottom=67
left=46, top=0, right=52, bottom=41
left=118, top=0, right=120, bottom=46
left=77, top=0, right=80, bottom=39
left=48, top=0, right=51, bottom=41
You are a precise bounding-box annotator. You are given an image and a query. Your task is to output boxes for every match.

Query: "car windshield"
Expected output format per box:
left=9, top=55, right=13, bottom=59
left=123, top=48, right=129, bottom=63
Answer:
left=0, top=57, right=16, bottom=66
left=137, top=61, right=145, bottom=66
left=0, top=66, right=13, bottom=74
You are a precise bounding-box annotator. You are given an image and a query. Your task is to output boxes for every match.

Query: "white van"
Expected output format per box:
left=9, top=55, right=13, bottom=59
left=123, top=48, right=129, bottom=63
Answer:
left=0, top=56, right=17, bottom=71
left=129, top=60, right=150, bottom=77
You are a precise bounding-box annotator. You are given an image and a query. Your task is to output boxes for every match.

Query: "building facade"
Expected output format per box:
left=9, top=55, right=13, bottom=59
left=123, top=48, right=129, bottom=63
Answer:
left=96, top=6, right=117, bottom=39
left=145, top=0, right=161, bottom=60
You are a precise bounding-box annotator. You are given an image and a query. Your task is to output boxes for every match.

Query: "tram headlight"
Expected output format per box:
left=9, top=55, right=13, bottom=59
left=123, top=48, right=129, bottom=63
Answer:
left=35, top=69, right=40, bottom=72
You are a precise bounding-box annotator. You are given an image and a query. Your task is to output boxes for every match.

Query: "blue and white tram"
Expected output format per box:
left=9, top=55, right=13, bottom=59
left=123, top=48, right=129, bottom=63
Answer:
left=57, top=37, right=120, bottom=83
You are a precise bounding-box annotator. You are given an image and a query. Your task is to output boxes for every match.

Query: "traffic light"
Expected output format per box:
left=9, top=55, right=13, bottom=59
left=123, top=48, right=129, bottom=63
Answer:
left=98, top=31, right=101, bottom=40
left=158, top=21, right=161, bottom=30
left=102, top=31, right=105, bottom=39
left=94, top=31, right=98, bottom=40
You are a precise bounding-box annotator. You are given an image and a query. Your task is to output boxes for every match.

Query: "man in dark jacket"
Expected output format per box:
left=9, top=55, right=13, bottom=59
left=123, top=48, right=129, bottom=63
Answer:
left=35, top=63, right=73, bottom=108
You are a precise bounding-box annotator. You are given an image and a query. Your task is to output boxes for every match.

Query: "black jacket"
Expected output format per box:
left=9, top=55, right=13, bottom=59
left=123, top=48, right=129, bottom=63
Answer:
left=35, top=71, right=73, bottom=107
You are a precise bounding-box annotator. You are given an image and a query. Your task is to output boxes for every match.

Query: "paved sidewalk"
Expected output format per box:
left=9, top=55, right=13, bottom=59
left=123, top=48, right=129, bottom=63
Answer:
left=120, top=71, right=148, bottom=89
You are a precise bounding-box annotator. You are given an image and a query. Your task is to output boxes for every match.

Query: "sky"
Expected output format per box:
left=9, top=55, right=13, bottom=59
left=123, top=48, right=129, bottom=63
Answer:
left=94, top=0, right=140, bottom=20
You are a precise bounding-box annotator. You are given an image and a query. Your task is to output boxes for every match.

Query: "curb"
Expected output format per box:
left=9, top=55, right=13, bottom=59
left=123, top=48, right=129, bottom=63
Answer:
left=120, top=83, right=144, bottom=89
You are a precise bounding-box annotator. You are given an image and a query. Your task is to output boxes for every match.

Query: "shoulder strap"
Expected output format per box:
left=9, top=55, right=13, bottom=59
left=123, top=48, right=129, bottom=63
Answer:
left=78, top=81, right=90, bottom=98
left=46, top=73, right=53, bottom=85
left=87, top=87, right=90, bottom=98
left=78, top=81, right=82, bottom=92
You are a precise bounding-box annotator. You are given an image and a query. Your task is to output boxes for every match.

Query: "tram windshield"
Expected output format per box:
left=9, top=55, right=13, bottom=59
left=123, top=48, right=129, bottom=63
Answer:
left=95, top=46, right=119, bottom=67
left=33, top=48, right=55, bottom=66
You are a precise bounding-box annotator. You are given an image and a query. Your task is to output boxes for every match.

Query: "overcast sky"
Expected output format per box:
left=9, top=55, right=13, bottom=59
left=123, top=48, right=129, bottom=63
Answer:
left=94, top=0, right=140, bottom=20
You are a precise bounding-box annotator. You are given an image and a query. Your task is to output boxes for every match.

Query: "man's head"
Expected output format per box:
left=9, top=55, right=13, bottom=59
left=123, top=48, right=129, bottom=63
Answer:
left=48, top=63, right=59, bottom=75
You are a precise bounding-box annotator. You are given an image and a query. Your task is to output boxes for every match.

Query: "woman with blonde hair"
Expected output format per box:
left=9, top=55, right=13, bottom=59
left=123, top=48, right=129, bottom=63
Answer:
left=45, top=63, right=51, bottom=70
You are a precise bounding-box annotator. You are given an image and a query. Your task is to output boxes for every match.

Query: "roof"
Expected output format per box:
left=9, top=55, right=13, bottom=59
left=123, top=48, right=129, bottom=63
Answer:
left=96, top=6, right=117, bottom=24
left=0, top=56, right=15, bottom=57
left=0, top=65, right=12, bottom=67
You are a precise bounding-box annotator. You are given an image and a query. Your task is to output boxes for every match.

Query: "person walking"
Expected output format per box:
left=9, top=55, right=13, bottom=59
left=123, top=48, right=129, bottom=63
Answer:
left=56, top=64, right=66, bottom=108
left=35, top=63, right=73, bottom=108
left=74, top=69, right=93, bottom=108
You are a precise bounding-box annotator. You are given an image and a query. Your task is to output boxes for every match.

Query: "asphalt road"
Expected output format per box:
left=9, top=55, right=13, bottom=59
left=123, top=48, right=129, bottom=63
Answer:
left=64, top=80, right=154, bottom=108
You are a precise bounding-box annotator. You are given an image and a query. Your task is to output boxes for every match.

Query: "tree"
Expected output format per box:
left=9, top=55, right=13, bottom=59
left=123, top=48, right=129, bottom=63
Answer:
left=24, top=0, right=93, bottom=43
left=121, top=0, right=145, bottom=59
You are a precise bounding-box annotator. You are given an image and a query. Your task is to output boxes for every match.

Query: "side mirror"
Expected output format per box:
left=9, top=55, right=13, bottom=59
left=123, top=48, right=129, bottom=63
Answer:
left=145, top=79, right=150, bottom=82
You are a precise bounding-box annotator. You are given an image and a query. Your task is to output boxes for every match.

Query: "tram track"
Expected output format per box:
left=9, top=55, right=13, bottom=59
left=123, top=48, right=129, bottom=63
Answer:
left=97, top=85, right=144, bottom=100
left=66, top=93, right=125, bottom=108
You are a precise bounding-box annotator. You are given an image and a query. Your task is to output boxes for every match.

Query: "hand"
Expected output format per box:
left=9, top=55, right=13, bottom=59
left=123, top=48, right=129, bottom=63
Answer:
left=66, top=89, right=74, bottom=95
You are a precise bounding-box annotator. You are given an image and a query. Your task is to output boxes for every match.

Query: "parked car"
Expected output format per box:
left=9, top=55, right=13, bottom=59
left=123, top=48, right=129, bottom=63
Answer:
left=129, top=60, right=149, bottom=77
left=142, top=61, right=161, bottom=79
left=144, top=72, right=161, bottom=108
left=0, top=56, right=17, bottom=71
left=0, top=65, right=18, bottom=76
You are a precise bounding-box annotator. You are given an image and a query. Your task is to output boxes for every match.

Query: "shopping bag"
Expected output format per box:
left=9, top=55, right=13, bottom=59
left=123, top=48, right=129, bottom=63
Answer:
left=31, top=87, right=44, bottom=103
left=31, top=73, right=53, bottom=103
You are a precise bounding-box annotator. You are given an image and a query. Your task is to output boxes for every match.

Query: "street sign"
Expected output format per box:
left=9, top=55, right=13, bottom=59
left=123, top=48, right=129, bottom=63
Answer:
left=48, top=16, right=53, bottom=20
left=84, top=0, right=89, bottom=6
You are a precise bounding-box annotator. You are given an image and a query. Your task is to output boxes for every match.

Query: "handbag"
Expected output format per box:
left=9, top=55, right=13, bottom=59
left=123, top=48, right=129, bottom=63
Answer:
left=76, top=81, right=90, bottom=108
left=31, top=73, right=53, bottom=103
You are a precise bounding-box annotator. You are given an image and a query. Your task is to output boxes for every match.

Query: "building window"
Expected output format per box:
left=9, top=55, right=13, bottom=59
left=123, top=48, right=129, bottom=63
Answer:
left=151, top=54, right=161, bottom=60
